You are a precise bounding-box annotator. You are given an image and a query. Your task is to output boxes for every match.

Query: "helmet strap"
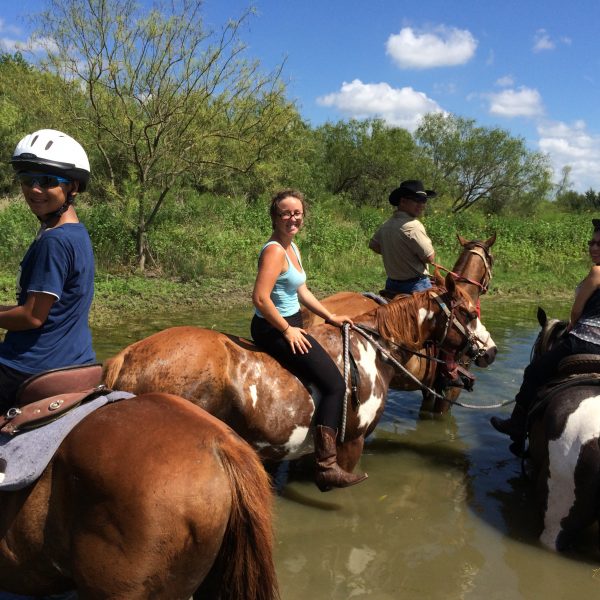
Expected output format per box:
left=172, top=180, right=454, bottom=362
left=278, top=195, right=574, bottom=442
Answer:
left=38, top=193, right=74, bottom=227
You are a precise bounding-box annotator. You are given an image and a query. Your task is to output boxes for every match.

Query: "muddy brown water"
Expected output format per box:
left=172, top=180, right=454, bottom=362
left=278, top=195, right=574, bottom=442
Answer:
left=5, top=298, right=600, bottom=599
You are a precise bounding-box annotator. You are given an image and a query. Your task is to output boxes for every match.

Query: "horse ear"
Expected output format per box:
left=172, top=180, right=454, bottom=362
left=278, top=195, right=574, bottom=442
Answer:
left=457, top=234, right=468, bottom=247
left=484, top=232, right=497, bottom=248
left=537, top=306, right=547, bottom=327
left=444, top=272, right=457, bottom=295
left=433, top=268, right=445, bottom=287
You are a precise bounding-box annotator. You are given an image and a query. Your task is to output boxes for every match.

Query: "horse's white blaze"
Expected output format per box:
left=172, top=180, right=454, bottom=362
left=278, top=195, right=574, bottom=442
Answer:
left=249, top=384, right=259, bottom=408
left=282, top=425, right=312, bottom=460
left=354, top=338, right=384, bottom=429
left=418, top=307, right=434, bottom=326
left=541, top=394, right=600, bottom=549
left=469, top=318, right=495, bottom=351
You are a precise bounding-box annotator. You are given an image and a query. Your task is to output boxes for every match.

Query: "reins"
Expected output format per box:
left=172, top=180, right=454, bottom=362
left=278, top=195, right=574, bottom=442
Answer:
left=338, top=296, right=511, bottom=439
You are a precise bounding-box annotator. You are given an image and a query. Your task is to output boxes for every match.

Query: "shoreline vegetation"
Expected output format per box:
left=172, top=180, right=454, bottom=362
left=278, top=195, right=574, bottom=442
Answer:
left=0, top=193, right=590, bottom=328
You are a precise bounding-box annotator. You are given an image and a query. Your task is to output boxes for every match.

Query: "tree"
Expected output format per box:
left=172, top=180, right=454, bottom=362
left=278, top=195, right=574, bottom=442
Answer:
left=0, top=52, right=72, bottom=193
left=39, top=0, right=293, bottom=269
left=415, top=113, right=553, bottom=213
left=314, top=118, right=417, bottom=206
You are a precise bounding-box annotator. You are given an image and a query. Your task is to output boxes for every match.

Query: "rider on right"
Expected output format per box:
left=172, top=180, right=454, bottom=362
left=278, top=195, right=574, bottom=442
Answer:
left=491, top=218, right=600, bottom=456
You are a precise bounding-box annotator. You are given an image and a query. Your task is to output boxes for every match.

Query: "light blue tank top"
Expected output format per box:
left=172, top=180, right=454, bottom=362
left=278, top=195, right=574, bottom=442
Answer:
left=255, top=241, right=307, bottom=318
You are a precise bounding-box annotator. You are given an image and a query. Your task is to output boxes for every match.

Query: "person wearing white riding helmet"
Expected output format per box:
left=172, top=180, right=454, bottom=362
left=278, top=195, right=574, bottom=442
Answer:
left=0, top=129, right=96, bottom=414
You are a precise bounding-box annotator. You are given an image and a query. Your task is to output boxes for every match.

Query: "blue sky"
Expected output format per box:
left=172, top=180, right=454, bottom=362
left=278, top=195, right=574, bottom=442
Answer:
left=2, top=0, right=600, bottom=192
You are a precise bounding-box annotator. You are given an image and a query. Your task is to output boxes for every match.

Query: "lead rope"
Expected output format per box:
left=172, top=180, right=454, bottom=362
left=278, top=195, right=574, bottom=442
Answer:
left=340, top=322, right=351, bottom=442
left=349, top=323, right=514, bottom=410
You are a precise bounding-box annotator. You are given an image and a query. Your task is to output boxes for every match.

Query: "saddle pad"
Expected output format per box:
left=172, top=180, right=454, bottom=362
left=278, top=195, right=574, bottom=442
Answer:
left=0, top=391, right=133, bottom=491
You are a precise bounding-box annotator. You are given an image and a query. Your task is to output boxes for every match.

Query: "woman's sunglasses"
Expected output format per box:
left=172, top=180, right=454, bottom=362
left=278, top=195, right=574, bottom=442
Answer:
left=588, top=240, right=600, bottom=248
left=17, top=173, right=71, bottom=189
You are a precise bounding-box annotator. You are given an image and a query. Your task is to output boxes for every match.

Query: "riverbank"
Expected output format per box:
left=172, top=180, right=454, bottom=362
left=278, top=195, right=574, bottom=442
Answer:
left=0, top=195, right=590, bottom=327
left=1, top=267, right=574, bottom=330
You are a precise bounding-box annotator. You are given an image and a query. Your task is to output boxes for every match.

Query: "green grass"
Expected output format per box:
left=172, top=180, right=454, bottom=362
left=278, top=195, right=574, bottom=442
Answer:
left=0, top=193, right=593, bottom=325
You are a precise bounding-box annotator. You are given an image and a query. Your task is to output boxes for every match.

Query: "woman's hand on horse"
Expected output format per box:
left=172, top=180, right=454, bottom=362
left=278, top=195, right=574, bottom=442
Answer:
left=326, top=314, right=354, bottom=328
left=284, top=326, right=312, bottom=354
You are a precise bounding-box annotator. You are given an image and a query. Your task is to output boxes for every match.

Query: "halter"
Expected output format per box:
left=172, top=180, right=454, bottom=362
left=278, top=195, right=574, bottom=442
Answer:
left=429, top=291, right=491, bottom=361
left=432, top=242, right=494, bottom=295
left=338, top=311, right=509, bottom=440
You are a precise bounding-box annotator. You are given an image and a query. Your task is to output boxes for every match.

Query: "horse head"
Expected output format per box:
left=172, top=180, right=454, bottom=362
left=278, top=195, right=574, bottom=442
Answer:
left=431, top=272, right=497, bottom=367
left=531, top=306, right=569, bottom=361
left=454, top=233, right=496, bottom=299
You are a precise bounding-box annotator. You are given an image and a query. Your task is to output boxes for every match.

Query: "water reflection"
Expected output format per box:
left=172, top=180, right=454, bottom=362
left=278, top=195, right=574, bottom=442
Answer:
left=90, top=296, right=600, bottom=599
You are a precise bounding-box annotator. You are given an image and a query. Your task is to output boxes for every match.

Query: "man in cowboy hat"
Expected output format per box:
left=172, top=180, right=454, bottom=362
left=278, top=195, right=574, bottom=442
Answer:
left=369, top=179, right=437, bottom=295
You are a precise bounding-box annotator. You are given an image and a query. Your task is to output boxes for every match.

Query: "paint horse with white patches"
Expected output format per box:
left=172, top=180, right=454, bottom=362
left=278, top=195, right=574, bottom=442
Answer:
left=302, top=234, right=497, bottom=414
left=524, top=307, right=600, bottom=551
left=103, top=274, right=496, bottom=473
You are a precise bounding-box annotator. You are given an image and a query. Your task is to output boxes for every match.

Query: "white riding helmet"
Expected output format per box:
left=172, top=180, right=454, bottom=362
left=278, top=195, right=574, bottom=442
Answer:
left=11, top=129, right=90, bottom=192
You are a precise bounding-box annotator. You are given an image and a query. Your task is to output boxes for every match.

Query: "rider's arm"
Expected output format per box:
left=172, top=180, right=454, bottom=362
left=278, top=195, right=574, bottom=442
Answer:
left=0, top=292, right=55, bottom=331
left=297, top=285, right=353, bottom=327
left=368, top=238, right=381, bottom=254
left=252, top=245, right=290, bottom=333
left=569, top=265, right=600, bottom=327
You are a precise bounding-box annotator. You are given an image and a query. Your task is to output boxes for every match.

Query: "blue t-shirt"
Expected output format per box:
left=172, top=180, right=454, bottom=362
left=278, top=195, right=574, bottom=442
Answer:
left=0, top=223, right=96, bottom=374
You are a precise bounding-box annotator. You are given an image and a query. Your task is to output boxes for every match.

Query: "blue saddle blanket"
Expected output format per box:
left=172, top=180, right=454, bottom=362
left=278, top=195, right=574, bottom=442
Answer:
left=0, top=391, right=134, bottom=491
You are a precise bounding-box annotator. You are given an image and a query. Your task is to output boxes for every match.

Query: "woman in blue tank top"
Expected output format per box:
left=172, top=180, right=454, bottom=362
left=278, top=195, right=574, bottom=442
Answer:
left=491, top=218, right=600, bottom=455
left=251, top=189, right=367, bottom=492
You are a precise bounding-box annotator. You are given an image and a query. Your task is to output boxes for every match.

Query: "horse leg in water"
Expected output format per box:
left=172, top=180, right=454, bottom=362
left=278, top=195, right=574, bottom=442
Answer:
left=420, top=385, right=455, bottom=415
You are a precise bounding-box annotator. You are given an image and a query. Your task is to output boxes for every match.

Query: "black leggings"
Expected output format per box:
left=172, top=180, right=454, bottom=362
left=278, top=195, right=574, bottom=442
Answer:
left=515, top=334, right=600, bottom=411
left=251, top=312, right=346, bottom=430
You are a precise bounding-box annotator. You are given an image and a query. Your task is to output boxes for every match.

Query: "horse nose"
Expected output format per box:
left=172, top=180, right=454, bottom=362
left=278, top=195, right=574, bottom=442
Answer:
left=475, top=345, right=497, bottom=367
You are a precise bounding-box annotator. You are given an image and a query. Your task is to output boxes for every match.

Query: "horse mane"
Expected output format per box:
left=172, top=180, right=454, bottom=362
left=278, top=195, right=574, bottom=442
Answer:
left=375, top=284, right=475, bottom=350
left=375, top=290, right=433, bottom=350
left=533, top=318, right=569, bottom=359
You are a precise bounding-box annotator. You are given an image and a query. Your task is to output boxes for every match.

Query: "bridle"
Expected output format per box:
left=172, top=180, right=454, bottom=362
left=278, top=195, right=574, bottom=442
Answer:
left=338, top=294, right=500, bottom=439
left=432, top=241, right=494, bottom=295
left=429, top=291, right=491, bottom=361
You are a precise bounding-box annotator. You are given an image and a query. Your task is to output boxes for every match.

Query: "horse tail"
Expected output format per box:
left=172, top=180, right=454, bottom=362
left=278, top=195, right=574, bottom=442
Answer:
left=196, top=433, right=280, bottom=600
left=102, top=353, right=125, bottom=388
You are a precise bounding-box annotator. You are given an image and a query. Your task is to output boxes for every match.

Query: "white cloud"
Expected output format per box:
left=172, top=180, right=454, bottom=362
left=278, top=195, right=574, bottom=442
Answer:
left=533, top=29, right=555, bottom=52
left=533, top=29, right=571, bottom=53
left=0, top=18, right=22, bottom=36
left=386, top=26, right=477, bottom=69
left=488, top=86, right=544, bottom=118
left=538, top=120, right=600, bottom=192
left=495, top=75, right=514, bottom=87
left=0, top=35, right=57, bottom=55
left=317, top=79, right=444, bottom=130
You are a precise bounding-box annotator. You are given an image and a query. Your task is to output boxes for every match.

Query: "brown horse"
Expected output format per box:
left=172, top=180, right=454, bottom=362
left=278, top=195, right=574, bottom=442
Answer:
left=0, top=393, right=278, bottom=599
left=103, top=274, right=496, bottom=473
left=302, top=234, right=497, bottom=413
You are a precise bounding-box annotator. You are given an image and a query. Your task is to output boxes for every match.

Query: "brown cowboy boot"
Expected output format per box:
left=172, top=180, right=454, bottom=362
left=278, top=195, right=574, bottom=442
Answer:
left=314, top=425, right=368, bottom=492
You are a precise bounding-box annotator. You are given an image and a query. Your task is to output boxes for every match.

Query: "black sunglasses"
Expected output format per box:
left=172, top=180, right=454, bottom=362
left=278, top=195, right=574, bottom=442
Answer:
left=17, top=172, right=71, bottom=189
left=588, top=240, right=600, bottom=248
